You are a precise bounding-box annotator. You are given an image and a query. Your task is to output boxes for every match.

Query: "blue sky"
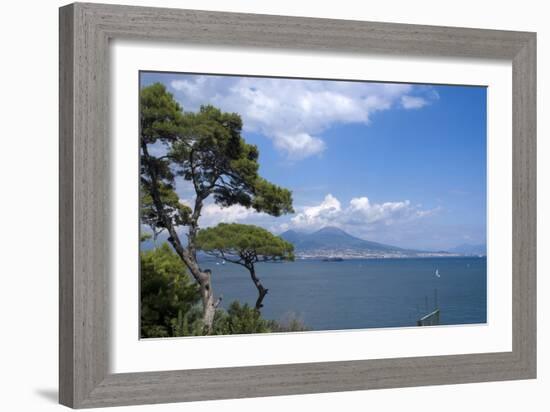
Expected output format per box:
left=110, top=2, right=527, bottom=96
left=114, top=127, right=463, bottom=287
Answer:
left=141, top=72, right=486, bottom=250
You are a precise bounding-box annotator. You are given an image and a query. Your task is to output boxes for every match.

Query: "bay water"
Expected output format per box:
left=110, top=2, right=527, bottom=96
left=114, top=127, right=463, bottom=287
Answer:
left=202, top=257, right=487, bottom=331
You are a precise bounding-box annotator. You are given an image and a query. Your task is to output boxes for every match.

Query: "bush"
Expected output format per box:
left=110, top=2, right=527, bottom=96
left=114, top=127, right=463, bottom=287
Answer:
left=140, top=243, right=202, bottom=338
left=211, top=302, right=309, bottom=335
left=212, top=301, right=273, bottom=335
left=268, top=314, right=309, bottom=333
left=140, top=243, right=310, bottom=337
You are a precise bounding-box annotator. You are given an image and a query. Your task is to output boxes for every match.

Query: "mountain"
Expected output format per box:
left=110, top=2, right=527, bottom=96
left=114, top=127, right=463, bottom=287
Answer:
left=142, top=225, right=467, bottom=259
left=447, top=243, right=487, bottom=256
left=282, top=226, right=401, bottom=251
left=280, top=226, right=433, bottom=258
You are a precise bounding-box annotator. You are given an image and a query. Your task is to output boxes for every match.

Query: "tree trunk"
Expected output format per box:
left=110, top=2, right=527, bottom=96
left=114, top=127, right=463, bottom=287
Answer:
left=248, top=265, right=268, bottom=310
left=187, top=194, right=205, bottom=259
left=198, top=270, right=218, bottom=334
left=185, top=195, right=220, bottom=332
left=141, top=142, right=220, bottom=333
left=166, top=233, right=220, bottom=333
left=173, top=246, right=220, bottom=333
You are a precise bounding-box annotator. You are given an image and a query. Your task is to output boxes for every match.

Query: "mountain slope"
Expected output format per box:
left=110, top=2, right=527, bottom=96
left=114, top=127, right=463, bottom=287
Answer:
left=280, top=226, right=418, bottom=257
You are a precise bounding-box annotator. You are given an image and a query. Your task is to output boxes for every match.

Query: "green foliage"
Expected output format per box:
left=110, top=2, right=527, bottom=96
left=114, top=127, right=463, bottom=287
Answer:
left=211, top=302, right=309, bottom=335
left=140, top=83, right=190, bottom=234
left=140, top=243, right=202, bottom=338
left=168, top=102, right=294, bottom=216
left=252, top=177, right=294, bottom=217
left=139, top=83, right=297, bottom=334
left=140, top=82, right=187, bottom=145
left=140, top=83, right=294, bottom=235
left=196, top=223, right=294, bottom=310
left=195, top=223, right=295, bottom=263
left=268, top=315, right=310, bottom=333
left=212, top=302, right=274, bottom=335
left=140, top=233, right=152, bottom=243
left=170, top=306, right=205, bottom=337
left=140, top=182, right=192, bottom=232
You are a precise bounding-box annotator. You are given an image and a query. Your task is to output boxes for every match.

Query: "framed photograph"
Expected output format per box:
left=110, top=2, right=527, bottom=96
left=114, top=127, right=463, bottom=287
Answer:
left=59, top=2, right=536, bottom=408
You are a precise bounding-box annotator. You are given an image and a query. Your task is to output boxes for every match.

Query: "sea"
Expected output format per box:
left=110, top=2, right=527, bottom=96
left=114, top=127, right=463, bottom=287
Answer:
left=200, top=257, right=487, bottom=331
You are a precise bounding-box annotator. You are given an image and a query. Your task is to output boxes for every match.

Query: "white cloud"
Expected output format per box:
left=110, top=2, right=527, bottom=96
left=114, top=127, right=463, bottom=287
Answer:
left=194, top=200, right=277, bottom=229
left=273, top=132, right=325, bottom=160
left=169, top=76, right=436, bottom=159
left=401, top=95, right=429, bottom=109
left=173, top=192, right=444, bottom=249
left=348, top=196, right=412, bottom=225
left=192, top=193, right=437, bottom=234
left=291, top=194, right=341, bottom=228
left=415, top=206, right=441, bottom=218
left=200, top=203, right=258, bottom=226
left=290, top=194, right=437, bottom=232
left=170, top=77, right=215, bottom=101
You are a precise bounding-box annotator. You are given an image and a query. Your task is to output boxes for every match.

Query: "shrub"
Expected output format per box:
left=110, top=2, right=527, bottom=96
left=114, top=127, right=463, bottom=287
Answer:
left=140, top=243, right=202, bottom=338
left=268, top=314, right=309, bottom=332
left=140, top=244, right=310, bottom=337
left=212, top=301, right=273, bottom=335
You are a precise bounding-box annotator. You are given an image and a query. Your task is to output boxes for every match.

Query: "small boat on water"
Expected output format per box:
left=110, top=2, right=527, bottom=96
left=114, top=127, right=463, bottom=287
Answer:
left=435, top=269, right=440, bottom=278
left=322, top=257, right=344, bottom=262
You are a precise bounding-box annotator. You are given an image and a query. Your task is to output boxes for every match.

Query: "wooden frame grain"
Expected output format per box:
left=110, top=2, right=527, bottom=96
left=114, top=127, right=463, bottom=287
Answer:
left=59, top=2, right=536, bottom=408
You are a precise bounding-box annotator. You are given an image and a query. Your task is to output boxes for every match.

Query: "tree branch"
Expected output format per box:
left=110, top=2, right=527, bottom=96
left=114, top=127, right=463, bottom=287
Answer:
left=141, top=141, right=201, bottom=283
left=218, top=250, right=245, bottom=266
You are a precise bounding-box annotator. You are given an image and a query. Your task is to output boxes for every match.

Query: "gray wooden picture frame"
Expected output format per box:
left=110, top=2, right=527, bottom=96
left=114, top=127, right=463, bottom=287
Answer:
left=59, top=2, right=536, bottom=409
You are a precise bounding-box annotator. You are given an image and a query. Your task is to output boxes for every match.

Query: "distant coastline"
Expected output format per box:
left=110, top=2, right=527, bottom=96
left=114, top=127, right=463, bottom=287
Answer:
left=199, top=255, right=487, bottom=263
left=294, top=254, right=486, bottom=260
left=279, top=226, right=486, bottom=260
left=145, top=225, right=487, bottom=260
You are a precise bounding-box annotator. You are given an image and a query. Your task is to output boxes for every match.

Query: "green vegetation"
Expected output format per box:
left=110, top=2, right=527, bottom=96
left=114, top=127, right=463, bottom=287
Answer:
left=140, top=83, right=294, bottom=333
left=139, top=83, right=301, bottom=336
left=213, top=302, right=309, bottom=334
left=140, top=242, right=307, bottom=337
left=196, top=223, right=294, bottom=310
left=212, top=302, right=273, bottom=334
left=140, top=244, right=201, bottom=338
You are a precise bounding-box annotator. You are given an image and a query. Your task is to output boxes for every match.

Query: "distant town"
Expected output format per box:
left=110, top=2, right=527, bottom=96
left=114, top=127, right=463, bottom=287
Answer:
left=279, top=226, right=486, bottom=260
left=294, top=249, right=465, bottom=260
left=147, top=225, right=487, bottom=260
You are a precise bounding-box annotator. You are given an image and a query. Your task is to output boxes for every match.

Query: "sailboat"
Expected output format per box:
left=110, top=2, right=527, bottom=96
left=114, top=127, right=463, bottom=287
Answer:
left=435, top=269, right=440, bottom=278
